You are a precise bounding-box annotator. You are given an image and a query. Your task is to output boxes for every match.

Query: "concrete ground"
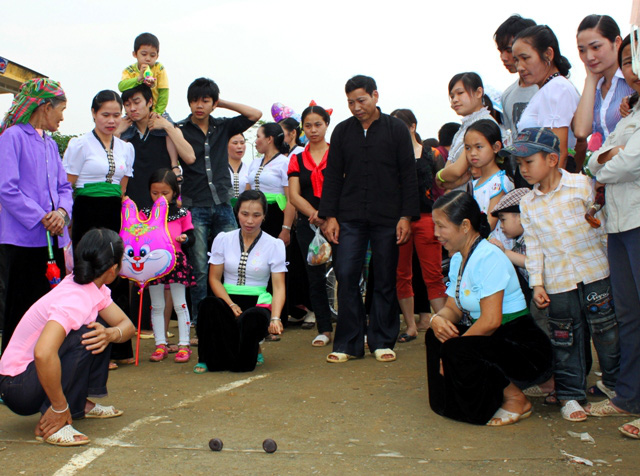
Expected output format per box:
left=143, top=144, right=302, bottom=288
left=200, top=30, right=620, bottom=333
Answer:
left=0, top=321, right=637, bottom=475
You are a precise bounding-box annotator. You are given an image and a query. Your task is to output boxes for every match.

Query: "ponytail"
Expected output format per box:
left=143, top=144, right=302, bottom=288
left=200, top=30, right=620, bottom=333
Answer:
left=73, top=228, right=123, bottom=284
left=261, top=122, right=291, bottom=156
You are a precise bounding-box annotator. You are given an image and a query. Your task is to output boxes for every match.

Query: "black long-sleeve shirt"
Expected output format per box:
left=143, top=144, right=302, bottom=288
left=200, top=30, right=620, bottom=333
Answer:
left=319, top=110, right=419, bottom=227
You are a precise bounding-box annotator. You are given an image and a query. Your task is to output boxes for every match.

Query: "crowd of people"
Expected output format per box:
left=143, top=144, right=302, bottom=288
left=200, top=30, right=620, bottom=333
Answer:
left=0, top=12, right=639, bottom=446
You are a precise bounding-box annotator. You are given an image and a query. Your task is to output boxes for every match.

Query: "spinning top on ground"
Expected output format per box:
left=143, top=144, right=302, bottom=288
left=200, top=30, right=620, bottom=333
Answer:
left=209, top=438, right=223, bottom=451
left=262, top=438, right=277, bottom=453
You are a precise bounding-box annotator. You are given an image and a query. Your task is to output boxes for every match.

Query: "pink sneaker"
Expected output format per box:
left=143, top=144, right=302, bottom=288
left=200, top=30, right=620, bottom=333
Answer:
left=150, top=345, right=168, bottom=362
left=174, top=347, right=192, bottom=363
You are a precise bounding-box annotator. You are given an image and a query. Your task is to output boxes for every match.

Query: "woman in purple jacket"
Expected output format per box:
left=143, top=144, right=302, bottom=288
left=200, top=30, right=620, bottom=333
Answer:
left=0, top=78, right=73, bottom=350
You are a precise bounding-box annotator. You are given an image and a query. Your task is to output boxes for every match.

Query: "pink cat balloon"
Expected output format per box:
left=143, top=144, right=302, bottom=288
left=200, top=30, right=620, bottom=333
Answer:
left=119, top=196, right=176, bottom=287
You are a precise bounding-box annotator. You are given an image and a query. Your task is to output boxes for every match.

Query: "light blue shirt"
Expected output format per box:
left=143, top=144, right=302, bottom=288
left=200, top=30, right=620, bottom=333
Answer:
left=446, top=239, right=526, bottom=321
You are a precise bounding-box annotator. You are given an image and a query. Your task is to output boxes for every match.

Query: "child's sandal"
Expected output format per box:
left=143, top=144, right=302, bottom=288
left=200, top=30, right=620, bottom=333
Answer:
left=150, top=344, right=168, bottom=362
left=174, top=346, right=192, bottom=363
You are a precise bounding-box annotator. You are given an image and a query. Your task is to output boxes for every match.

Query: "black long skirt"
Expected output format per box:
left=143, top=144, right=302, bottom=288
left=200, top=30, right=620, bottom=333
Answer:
left=426, top=314, right=552, bottom=425
left=196, top=294, right=269, bottom=372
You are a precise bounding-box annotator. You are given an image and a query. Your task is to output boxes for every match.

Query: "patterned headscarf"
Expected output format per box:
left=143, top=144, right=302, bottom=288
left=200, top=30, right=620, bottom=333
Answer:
left=0, top=78, right=66, bottom=135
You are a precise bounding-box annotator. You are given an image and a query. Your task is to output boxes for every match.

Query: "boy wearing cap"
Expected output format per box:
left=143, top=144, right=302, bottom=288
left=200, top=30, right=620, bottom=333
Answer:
left=504, top=127, right=620, bottom=422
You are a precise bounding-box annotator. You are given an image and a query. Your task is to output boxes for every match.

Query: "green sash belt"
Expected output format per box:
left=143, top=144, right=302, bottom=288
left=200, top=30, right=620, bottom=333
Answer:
left=223, top=283, right=272, bottom=305
left=75, top=182, right=122, bottom=198
left=500, top=308, right=530, bottom=325
left=263, top=193, right=287, bottom=211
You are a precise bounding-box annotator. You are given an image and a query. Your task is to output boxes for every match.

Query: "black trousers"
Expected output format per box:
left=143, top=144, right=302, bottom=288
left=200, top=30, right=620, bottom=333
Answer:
left=196, top=295, right=269, bottom=372
left=2, top=241, right=65, bottom=351
left=295, top=217, right=333, bottom=334
left=72, top=195, right=134, bottom=360
left=333, top=221, right=399, bottom=356
left=0, top=324, right=111, bottom=419
left=426, top=315, right=552, bottom=425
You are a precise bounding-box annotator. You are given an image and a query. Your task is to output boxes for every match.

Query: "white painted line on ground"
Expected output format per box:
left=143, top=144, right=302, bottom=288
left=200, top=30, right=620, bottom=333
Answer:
left=51, top=373, right=269, bottom=475
left=52, top=448, right=106, bottom=476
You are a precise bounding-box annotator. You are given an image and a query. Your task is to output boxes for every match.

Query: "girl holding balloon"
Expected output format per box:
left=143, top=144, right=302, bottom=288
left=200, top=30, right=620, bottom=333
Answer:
left=141, top=169, right=196, bottom=363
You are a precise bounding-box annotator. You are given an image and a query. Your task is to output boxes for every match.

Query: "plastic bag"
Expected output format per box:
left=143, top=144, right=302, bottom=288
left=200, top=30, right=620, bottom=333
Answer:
left=307, top=225, right=332, bottom=266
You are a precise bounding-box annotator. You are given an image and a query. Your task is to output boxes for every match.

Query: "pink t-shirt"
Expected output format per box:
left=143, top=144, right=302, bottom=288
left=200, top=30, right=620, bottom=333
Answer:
left=142, top=207, right=194, bottom=254
left=0, top=275, right=112, bottom=377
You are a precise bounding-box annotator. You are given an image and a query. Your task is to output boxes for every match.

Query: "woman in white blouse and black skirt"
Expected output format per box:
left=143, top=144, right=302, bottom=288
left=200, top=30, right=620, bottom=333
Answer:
left=194, top=190, right=286, bottom=373
left=63, top=90, right=135, bottom=364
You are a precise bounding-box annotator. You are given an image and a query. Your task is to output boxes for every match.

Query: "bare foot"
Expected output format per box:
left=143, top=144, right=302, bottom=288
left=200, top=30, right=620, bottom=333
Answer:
left=621, top=421, right=640, bottom=437
left=488, top=383, right=532, bottom=425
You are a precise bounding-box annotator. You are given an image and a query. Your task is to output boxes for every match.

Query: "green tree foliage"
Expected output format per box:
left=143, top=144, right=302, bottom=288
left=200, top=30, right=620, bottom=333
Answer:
left=50, top=131, right=77, bottom=156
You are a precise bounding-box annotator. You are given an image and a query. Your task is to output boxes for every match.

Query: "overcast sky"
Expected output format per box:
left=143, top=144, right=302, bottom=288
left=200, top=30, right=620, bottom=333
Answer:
left=0, top=0, right=633, bottom=156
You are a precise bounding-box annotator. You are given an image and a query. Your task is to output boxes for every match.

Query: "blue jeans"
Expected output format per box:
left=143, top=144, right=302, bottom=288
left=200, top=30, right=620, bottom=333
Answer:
left=548, top=278, right=620, bottom=402
left=333, top=221, right=399, bottom=356
left=608, top=227, right=640, bottom=413
left=0, top=325, right=110, bottom=419
left=188, top=204, right=237, bottom=323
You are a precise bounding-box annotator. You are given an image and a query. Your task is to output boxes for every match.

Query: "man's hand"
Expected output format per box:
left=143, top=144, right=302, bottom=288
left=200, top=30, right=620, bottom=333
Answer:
left=278, top=228, right=291, bottom=246
left=396, top=218, right=411, bottom=245
left=322, top=217, right=340, bottom=244
left=533, top=286, right=550, bottom=309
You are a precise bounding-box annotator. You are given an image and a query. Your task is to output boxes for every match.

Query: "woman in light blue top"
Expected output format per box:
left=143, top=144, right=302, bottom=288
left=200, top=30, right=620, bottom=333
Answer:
left=426, top=191, right=552, bottom=426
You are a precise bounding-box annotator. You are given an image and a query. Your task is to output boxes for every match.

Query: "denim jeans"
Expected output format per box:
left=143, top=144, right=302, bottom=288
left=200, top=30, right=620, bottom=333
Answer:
left=0, top=326, right=110, bottom=419
left=608, top=227, right=640, bottom=413
left=548, top=278, right=620, bottom=402
left=188, top=203, right=237, bottom=323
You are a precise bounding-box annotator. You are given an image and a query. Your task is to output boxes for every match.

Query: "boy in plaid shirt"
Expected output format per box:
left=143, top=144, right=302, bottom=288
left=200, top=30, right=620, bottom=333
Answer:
left=504, top=127, right=620, bottom=423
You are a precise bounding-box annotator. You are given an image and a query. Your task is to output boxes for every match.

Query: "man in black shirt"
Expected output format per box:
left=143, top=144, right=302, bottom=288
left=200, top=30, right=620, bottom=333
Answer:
left=320, top=75, right=419, bottom=363
left=177, top=78, right=261, bottom=324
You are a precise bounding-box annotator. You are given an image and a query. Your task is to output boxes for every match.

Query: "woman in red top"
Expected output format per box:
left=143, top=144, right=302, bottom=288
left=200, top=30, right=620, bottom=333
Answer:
left=288, top=105, right=333, bottom=346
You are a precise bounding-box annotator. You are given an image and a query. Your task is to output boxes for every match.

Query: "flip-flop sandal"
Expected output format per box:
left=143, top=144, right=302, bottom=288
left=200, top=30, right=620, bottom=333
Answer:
left=523, top=384, right=551, bottom=398
left=166, top=344, right=179, bottom=354
left=397, top=333, right=417, bottom=343
left=326, top=352, right=356, bottom=363
left=301, top=312, right=316, bottom=330
left=190, top=338, right=199, bottom=347
left=373, top=348, right=396, bottom=362
left=85, top=403, right=123, bottom=419
left=36, top=425, right=90, bottom=447
left=256, top=353, right=265, bottom=366
left=487, top=408, right=533, bottom=426
left=595, top=380, right=617, bottom=400
left=585, top=399, right=630, bottom=417
left=312, top=334, right=330, bottom=347
left=561, top=400, right=587, bottom=422
left=619, top=418, right=640, bottom=439
left=108, top=361, right=118, bottom=371
left=264, top=334, right=281, bottom=342
left=193, top=363, right=208, bottom=374
left=543, top=391, right=558, bottom=406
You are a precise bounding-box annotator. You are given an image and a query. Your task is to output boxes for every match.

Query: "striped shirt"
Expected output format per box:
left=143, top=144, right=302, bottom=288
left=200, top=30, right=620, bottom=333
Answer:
left=520, top=170, right=609, bottom=294
left=593, top=69, right=634, bottom=140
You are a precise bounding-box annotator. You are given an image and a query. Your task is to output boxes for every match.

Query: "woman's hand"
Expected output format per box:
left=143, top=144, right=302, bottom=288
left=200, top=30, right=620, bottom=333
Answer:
left=278, top=228, right=291, bottom=246
left=41, top=210, right=65, bottom=236
left=176, top=233, right=188, bottom=243
left=149, top=113, right=171, bottom=131
left=430, top=314, right=460, bottom=343
left=269, top=319, right=284, bottom=335
left=229, top=302, right=242, bottom=317
left=39, top=405, right=72, bottom=440
left=81, top=321, right=113, bottom=354
left=309, top=210, right=325, bottom=227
